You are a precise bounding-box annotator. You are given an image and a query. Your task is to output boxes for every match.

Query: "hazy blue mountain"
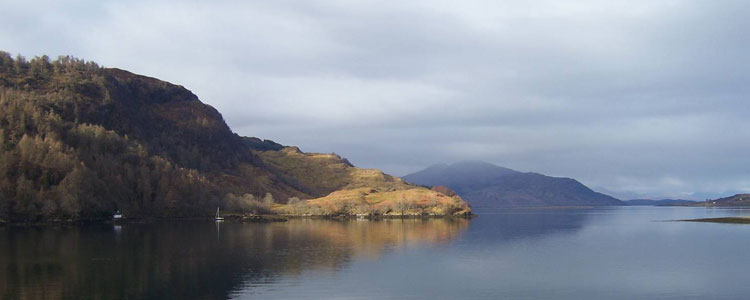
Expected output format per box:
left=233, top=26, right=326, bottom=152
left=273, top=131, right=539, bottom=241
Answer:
left=625, top=199, right=698, bottom=206
left=403, top=161, right=623, bottom=207
left=403, top=161, right=519, bottom=194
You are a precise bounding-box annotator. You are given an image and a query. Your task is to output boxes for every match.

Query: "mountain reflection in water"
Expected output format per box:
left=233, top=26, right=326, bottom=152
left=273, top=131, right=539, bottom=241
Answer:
left=8, top=208, right=749, bottom=299
left=0, top=219, right=469, bottom=300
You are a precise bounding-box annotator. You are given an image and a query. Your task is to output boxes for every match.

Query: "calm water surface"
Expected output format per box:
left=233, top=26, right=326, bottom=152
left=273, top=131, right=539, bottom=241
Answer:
left=3, top=207, right=750, bottom=299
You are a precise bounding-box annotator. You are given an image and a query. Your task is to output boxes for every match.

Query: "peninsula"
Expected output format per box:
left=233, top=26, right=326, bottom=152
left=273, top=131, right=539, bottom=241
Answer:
left=0, top=52, right=471, bottom=223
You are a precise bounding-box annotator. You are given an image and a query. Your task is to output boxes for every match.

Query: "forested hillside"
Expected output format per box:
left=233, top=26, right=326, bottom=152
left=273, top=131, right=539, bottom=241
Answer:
left=0, top=52, right=470, bottom=222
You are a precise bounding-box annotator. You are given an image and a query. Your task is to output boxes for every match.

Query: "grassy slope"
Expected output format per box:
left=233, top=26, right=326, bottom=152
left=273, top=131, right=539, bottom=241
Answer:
left=257, top=147, right=472, bottom=216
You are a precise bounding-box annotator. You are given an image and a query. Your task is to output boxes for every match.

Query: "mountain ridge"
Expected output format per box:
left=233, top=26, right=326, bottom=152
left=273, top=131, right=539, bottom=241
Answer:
left=403, top=161, right=623, bottom=207
left=687, top=194, right=750, bottom=207
left=625, top=199, right=698, bottom=206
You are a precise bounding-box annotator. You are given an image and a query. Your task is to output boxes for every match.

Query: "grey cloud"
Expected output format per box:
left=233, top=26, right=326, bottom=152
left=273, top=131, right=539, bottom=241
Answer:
left=1, top=0, right=749, bottom=199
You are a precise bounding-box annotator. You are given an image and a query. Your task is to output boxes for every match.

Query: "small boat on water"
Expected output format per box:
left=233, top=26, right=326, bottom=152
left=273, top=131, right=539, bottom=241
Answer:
left=215, top=207, right=224, bottom=221
left=113, top=210, right=123, bottom=220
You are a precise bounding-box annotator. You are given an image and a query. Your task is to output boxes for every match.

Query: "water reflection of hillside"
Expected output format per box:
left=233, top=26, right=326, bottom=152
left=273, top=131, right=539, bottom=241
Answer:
left=466, top=209, right=592, bottom=243
left=0, top=219, right=469, bottom=300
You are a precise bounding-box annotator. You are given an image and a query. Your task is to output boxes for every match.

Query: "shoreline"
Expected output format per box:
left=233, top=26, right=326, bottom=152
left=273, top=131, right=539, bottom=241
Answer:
left=677, top=217, right=750, bottom=224
left=0, top=213, right=475, bottom=227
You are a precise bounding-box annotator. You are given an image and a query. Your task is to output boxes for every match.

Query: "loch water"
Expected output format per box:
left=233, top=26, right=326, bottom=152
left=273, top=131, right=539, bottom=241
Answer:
left=3, top=206, right=750, bottom=299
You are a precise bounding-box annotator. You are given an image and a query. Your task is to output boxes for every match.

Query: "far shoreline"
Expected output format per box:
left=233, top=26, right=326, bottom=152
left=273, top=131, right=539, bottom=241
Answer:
left=677, top=217, right=750, bottom=224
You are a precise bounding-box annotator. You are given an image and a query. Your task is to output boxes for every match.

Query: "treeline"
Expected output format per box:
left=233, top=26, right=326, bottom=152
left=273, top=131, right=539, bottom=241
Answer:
left=0, top=52, right=270, bottom=222
left=0, top=54, right=215, bottom=221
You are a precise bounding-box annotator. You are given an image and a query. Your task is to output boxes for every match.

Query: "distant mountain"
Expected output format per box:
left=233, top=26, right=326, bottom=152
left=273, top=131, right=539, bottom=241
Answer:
left=689, top=194, right=750, bottom=207
left=403, top=161, right=623, bottom=207
left=625, top=199, right=698, bottom=206
left=403, top=161, right=518, bottom=193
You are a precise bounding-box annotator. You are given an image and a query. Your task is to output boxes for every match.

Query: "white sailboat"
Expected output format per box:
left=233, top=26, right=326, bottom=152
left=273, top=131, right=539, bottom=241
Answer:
left=215, top=207, right=225, bottom=221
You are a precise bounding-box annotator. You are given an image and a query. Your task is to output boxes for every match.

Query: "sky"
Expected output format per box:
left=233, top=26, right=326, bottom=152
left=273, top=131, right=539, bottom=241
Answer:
left=1, top=0, right=749, bottom=200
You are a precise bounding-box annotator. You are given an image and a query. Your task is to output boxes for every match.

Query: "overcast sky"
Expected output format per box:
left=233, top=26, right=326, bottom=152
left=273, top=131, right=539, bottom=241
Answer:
left=2, top=0, right=749, bottom=199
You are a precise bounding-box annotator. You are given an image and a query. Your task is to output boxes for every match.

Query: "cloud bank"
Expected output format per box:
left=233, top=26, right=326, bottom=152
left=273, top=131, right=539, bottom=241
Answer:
left=2, top=0, right=749, bottom=199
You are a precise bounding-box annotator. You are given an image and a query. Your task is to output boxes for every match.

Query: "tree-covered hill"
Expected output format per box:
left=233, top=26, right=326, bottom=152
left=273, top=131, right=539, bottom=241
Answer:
left=0, top=52, right=470, bottom=222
